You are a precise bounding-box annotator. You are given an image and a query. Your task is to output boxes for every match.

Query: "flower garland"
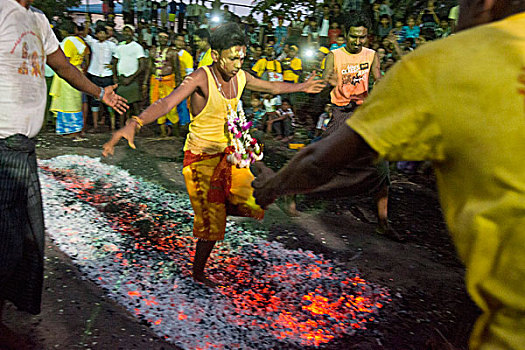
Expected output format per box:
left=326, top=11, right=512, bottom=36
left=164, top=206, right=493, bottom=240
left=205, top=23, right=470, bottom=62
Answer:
left=154, top=47, right=169, bottom=78
left=226, top=105, right=263, bottom=168
left=210, top=67, right=263, bottom=168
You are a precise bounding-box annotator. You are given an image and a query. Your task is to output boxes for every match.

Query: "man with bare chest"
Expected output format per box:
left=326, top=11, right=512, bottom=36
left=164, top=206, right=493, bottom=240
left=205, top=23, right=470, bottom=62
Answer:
left=147, top=29, right=181, bottom=137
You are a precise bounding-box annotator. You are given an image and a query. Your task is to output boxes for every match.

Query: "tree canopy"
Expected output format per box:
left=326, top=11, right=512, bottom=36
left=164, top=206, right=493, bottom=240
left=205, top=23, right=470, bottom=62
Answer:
left=33, top=0, right=81, bottom=20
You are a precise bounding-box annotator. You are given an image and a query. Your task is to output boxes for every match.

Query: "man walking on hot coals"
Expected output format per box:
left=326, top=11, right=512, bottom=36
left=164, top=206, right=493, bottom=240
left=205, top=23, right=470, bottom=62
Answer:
left=102, top=23, right=325, bottom=288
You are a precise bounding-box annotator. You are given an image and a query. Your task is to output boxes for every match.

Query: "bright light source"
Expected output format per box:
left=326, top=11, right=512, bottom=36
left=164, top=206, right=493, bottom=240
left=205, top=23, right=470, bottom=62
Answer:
left=304, top=49, right=314, bottom=58
left=212, top=16, right=221, bottom=23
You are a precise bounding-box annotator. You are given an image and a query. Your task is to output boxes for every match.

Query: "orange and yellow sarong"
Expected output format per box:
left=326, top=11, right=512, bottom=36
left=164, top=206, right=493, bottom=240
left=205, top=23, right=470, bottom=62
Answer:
left=150, top=74, right=179, bottom=125
left=182, top=148, right=264, bottom=241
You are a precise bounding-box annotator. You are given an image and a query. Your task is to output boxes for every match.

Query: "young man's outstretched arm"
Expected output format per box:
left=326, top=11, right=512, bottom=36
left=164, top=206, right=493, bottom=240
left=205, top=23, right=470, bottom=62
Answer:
left=252, top=124, right=377, bottom=208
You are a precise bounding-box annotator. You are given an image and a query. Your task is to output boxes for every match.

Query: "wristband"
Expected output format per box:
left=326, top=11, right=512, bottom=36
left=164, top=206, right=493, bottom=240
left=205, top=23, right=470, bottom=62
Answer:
left=98, top=86, right=105, bottom=100
left=131, top=116, right=144, bottom=128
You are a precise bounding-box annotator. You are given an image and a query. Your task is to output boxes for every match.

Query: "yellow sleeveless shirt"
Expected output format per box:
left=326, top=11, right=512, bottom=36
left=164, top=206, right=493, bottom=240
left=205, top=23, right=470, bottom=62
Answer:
left=184, top=66, right=246, bottom=154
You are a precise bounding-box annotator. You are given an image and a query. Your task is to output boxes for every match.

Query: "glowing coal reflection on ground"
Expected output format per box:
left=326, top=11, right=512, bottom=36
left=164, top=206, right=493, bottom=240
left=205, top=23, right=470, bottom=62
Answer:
left=39, top=156, right=391, bottom=349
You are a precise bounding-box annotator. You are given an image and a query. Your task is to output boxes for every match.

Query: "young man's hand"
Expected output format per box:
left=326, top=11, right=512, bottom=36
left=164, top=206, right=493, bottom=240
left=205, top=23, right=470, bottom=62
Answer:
left=102, top=84, right=128, bottom=114
left=102, top=121, right=138, bottom=157
left=251, top=162, right=278, bottom=209
left=302, top=71, right=327, bottom=93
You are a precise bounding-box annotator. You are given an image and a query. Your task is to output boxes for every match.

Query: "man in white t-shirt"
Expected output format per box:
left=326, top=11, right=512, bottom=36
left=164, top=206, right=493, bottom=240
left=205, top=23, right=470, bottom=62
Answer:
left=0, top=0, right=127, bottom=333
left=113, top=24, right=146, bottom=126
left=84, top=24, right=118, bottom=131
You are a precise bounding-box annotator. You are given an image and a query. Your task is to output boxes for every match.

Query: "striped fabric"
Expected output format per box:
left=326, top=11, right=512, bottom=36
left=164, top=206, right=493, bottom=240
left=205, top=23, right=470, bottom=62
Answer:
left=0, top=134, right=45, bottom=315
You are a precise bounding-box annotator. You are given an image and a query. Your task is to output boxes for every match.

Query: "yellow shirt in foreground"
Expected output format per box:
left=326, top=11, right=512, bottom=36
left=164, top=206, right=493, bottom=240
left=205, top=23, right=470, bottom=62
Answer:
left=348, top=12, right=525, bottom=350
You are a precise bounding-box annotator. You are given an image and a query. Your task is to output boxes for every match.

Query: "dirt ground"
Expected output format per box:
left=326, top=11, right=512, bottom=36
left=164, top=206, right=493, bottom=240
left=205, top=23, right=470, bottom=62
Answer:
left=1, top=129, right=480, bottom=350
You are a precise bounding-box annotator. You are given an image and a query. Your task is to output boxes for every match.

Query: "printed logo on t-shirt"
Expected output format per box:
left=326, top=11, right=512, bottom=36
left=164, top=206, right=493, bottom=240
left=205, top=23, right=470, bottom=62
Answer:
left=341, top=63, right=369, bottom=87
left=10, top=31, right=45, bottom=78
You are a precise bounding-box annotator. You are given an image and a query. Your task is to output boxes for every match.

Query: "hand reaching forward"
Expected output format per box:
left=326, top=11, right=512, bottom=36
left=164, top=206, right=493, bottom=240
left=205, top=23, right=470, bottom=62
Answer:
left=303, top=71, right=327, bottom=94
left=102, top=121, right=138, bottom=157
left=251, top=162, right=278, bottom=209
left=102, top=84, right=129, bottom=114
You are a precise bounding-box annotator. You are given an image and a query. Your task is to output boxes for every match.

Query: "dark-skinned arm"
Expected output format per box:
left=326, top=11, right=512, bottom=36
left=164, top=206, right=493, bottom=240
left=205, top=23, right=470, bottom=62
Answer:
left=253, top=125, right=377, bottom=208
left=171, top=49, right=182, bottom=85
left=322, top=52, right=336, bottom=86
left=102, top=68, right=205, bottom=156
left=245, top=70, right=326, bottom=95
left=371, top=53, right=382, bottom=83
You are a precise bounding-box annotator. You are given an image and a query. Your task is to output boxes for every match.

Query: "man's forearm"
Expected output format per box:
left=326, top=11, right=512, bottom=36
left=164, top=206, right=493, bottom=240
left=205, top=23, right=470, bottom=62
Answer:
left=55, top=63, right=100, bottom=97
left=261, top=126, right=377, bottom=199
left=266, top=144, right=336, bottom=197
left=267, top=81, right=310, bottom=95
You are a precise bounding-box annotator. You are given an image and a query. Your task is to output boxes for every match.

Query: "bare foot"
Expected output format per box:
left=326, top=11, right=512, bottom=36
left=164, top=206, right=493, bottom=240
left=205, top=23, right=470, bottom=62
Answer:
left=193, top=274, right=218, bottom=288
left=376, top=224, right=406, bottom=242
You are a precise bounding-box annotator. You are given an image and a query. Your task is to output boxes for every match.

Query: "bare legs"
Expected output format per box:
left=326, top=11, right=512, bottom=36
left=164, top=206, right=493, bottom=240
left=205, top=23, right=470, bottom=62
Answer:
left=375, top=185, right=405, bottom=242
left=192, top=239, right=218, bottom=288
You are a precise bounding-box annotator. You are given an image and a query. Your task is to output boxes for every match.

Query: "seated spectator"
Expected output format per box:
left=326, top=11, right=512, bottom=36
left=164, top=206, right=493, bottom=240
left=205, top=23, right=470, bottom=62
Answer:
left=330, top=34, right=346, bottom=51
left=244, top=93, right=265, bottom=130
left=314, top=103, right=332, bottom=138
left=389, top=19, right=405, bottom=43
left=377, top=14, right=392, bottom=39
left=269, top=99, right=295, bottom=142
left=302, top=17, right=319, bottom=44
left=435, top=19, right=452, bottom=38
left=402, top=15, right=420, bottom=39
left=262, top=93, right=281, bottom=131
left=418, top=3, right=440, bottom=35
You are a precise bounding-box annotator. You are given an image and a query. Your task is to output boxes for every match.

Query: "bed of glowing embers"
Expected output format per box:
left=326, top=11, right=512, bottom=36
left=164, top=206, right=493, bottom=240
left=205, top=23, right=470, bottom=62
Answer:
left=39, top=155, right=391, bottom=349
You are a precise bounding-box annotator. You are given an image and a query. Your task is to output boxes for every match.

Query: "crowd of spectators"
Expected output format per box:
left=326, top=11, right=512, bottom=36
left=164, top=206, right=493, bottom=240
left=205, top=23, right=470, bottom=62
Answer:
left=46, top=0, right=460, bottom=149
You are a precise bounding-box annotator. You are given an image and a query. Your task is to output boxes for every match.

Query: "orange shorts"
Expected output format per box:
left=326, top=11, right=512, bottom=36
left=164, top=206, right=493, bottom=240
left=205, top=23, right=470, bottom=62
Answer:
left=182, top=152, right=264, bottom=241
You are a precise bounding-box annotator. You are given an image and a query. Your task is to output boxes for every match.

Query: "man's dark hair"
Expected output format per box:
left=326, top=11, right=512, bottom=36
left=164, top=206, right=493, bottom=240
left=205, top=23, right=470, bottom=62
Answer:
left=281, top=98, right=291, bottom=106
left=342, top=13, right=371, bottom=32
left=195, top=28, right=211, bottom=42
left=95, top=25, right=107, bottom=35
left=380, top=14, right=391, bottom=20
left=210, top=23, right=247, bottom=52
left=61, top=20, right=77, bottom=35
left=158, top=28, right=169, bottom=36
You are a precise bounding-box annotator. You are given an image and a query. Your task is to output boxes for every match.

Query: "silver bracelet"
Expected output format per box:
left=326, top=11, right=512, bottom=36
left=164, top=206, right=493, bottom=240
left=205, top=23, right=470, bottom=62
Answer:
left=98, top=87, right=105, bottom=100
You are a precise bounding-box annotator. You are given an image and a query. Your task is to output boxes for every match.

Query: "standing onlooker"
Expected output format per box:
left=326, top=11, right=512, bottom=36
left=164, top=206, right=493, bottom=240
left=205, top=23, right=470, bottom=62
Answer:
left=318, top=10, right=330, bottom=47
left=1, top=0, right=126, bottom=330
left=49, top=21, right=88, bottom=140
left=281, top=45, right=302, bottom=84
left=160, top=0, right=169, bottom=28
left=177, top=0, right=186, bottom=33
left=85, top=25, right=118, bottom=131
left=321, top=15, right=401, bottom=241
left=174, top=33, right=193, bottom=127
left=195, top=28, right=212, bottom=67
left=113, top=24, right=147, bottom=127
left=147, top=30, right=181, bottom=137
left=328, top=22, right=341, bottom=45
left=136, top=0, right=146, bottom=23
left=274, top=16, right=288, bottom=53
